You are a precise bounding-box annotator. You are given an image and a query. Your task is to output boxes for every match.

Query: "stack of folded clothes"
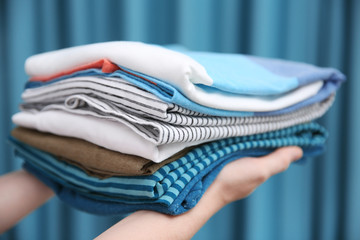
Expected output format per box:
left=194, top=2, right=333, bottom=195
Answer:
left=9, top=42, right=345, bottom=215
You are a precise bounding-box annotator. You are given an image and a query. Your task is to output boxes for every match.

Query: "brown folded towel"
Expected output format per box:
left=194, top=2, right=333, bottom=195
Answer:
left=11, top=127, right=190, bottom=178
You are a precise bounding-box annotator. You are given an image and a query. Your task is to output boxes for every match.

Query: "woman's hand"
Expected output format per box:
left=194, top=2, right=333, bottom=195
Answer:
left=214, top=146, right=303, bottom=205
left=0, top=147, right=303, bottom=239
left=96, top=146, right=303, bottom=240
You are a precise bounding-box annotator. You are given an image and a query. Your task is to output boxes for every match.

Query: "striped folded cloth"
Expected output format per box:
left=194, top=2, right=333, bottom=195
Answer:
left=13, top=95, right=334, bottom=161
left=10, top=123, right=326, bottom=215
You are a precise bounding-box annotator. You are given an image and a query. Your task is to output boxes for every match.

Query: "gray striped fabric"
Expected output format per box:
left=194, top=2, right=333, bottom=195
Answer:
left=22, top=76, right=206, bottom=121
left=21, top=76, right=335, bottom=145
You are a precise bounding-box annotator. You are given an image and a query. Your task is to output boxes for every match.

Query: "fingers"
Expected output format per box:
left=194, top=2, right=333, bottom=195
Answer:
left=206, top=146, right=303, bottom=205
left=254, top=146, right=303, bottom=180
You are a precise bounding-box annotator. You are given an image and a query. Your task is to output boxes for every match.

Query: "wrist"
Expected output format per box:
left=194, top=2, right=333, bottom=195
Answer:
left=202, top=179, right=229, bottom=211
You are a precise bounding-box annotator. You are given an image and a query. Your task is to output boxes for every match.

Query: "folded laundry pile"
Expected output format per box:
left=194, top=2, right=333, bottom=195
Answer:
left=10, top=41, right=345, bottom=215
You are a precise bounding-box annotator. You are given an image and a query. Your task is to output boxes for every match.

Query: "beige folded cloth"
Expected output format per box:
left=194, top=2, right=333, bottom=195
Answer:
left=11, top=127, right=190, bottom=178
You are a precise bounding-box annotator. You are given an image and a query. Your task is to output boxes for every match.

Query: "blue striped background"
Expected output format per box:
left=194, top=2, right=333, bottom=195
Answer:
left=1, top=0, right=359, bottom=239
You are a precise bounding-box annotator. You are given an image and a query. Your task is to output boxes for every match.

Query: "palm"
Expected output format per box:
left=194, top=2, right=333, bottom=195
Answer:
left=214, top=146, right=303, bottom=205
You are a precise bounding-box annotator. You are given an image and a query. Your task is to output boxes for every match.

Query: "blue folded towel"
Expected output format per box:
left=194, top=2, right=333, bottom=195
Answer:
left=11, top=122, right=327, bottom=215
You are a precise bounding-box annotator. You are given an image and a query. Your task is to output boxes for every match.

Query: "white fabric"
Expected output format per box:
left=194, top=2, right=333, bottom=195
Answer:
left=12, top=110, right=206, bottom=163
left=24, top=42, right=324, bottom=111
left=25, top=41, right=213, bottom=88
left=184, top=80, right=323, bottom=111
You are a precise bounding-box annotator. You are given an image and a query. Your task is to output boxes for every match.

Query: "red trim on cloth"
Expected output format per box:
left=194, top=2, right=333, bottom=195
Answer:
left=29, top=58, right=157, bottom=85
left=29, top=59, right=121, bottom=82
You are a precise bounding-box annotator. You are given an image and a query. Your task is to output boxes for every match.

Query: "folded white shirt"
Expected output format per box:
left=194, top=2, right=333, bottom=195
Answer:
left=25, top=41, right=337, bottom=111
left=12, top=110, right=207, bottom=162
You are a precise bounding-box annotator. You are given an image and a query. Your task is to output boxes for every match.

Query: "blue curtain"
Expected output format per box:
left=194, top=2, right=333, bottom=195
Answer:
left=1, top=0, right=359, bottom=239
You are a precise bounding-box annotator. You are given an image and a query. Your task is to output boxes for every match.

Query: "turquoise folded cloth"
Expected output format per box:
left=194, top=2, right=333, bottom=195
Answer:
left=11, top=122, right=327, bottom=215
